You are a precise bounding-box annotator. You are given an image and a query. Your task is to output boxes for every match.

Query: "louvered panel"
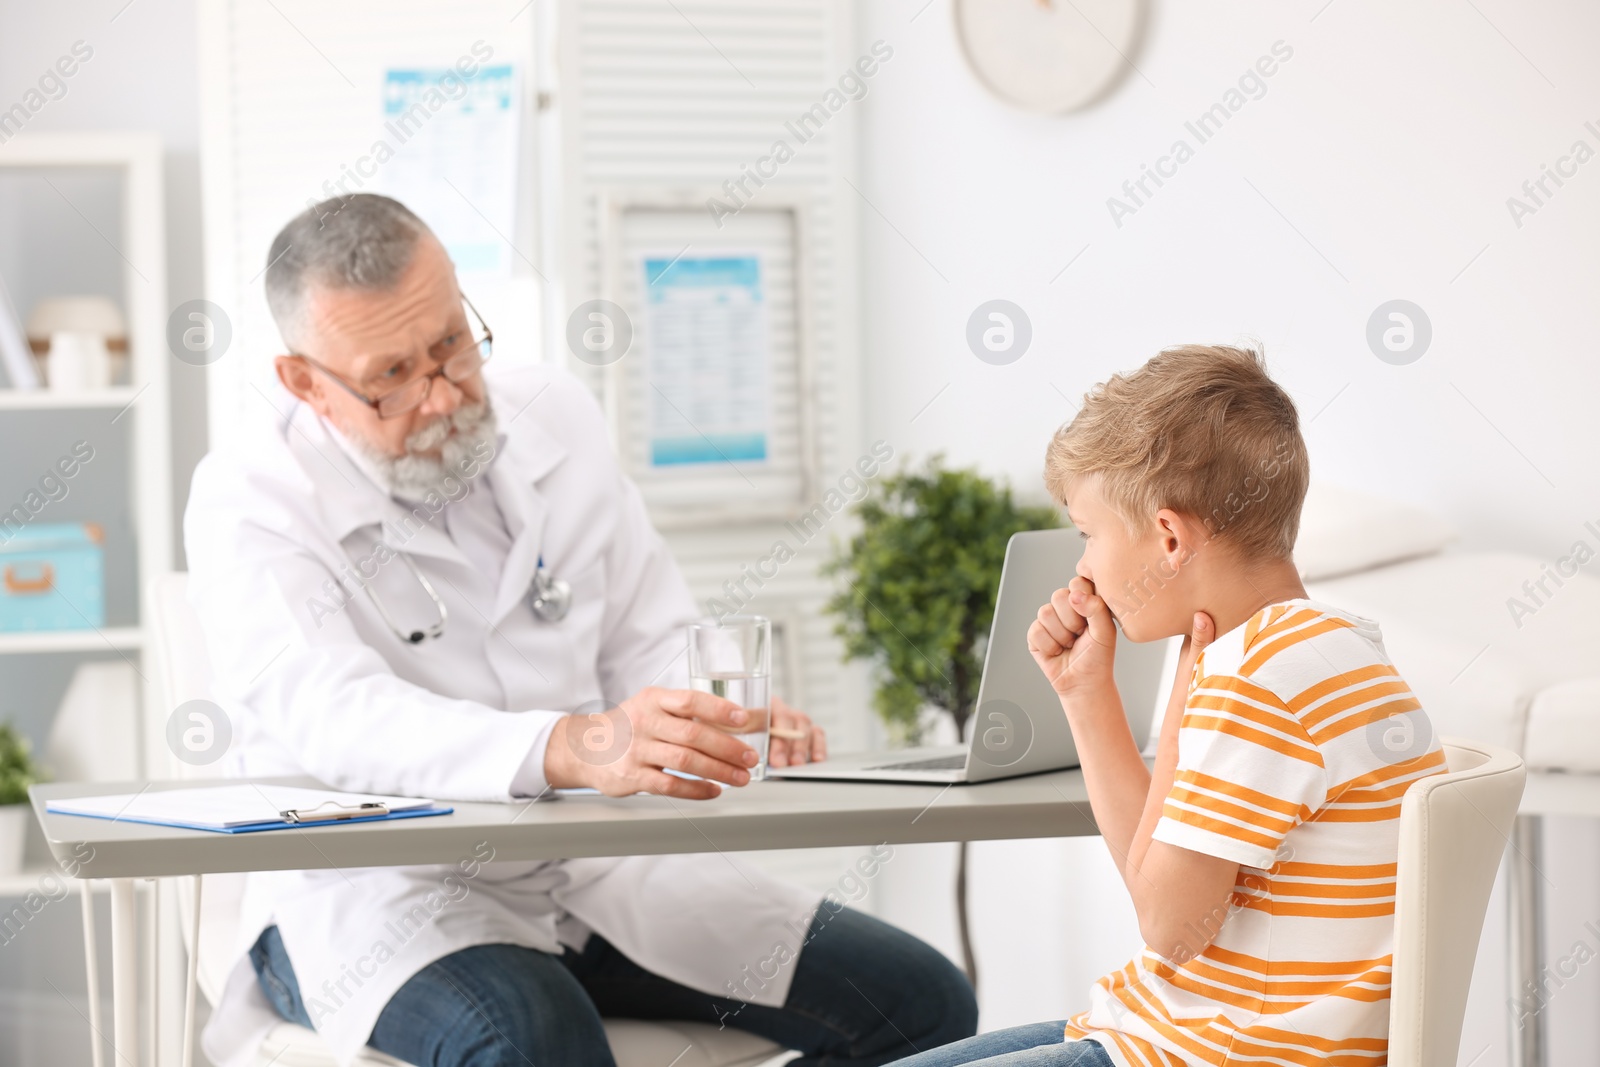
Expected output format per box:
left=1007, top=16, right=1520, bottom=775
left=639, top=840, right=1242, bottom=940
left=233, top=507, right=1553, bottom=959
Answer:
left=562, top=0, right=862, bottom=771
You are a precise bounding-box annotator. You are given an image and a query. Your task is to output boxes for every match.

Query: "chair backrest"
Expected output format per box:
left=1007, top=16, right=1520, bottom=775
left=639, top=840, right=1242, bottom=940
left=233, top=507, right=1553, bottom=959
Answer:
left=147, top=571, right=217, bottom=781
left=1388, top=738, right=1526, bottom=1067
left=146, top=572, right=248, bottom=1008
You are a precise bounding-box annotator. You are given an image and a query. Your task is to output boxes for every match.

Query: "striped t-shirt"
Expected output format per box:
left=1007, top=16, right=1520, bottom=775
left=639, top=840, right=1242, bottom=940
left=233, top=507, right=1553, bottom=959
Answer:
left=1064, top=599, right=1446, bottom=1067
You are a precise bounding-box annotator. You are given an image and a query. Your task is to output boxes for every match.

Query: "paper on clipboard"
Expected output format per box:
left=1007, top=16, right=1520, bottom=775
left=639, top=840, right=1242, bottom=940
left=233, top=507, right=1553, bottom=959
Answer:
left=639, top=252, right=771, bottom=468
left=47, top=784, right=442, bottom=831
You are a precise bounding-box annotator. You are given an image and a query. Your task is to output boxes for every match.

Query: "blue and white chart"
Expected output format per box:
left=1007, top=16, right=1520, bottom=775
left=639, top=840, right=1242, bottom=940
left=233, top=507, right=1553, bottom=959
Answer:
left=639, top=253, right=771, bottom=468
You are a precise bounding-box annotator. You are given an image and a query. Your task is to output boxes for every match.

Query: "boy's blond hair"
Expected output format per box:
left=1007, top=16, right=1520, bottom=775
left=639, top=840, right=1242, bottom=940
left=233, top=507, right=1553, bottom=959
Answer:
left=1043, top=344, right=1310, bottom=559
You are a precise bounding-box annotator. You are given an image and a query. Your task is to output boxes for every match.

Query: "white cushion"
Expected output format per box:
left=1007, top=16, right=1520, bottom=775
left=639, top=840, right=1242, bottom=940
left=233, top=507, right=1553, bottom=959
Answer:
left=1306, top=551, right=1600, bottom=761
left=1293, top=482, right=1457, bottom=581
left=256, top=1019, right=789, bottom=1067
left=1524, top=679, right=1600, bottom=773
left=603, top=1019, right=791, bottom=1067
left=257, top=1024, right=407, bottom=1067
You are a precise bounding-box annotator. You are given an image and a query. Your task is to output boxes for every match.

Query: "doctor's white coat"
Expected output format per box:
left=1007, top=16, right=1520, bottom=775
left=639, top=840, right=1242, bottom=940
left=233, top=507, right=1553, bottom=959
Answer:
left=183, top=365, right=821, bottom=1066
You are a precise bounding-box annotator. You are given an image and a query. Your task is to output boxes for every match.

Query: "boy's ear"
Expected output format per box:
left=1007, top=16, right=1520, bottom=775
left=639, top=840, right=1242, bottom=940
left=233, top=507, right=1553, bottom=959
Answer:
left=1155, top=508, right=1211, bottom=566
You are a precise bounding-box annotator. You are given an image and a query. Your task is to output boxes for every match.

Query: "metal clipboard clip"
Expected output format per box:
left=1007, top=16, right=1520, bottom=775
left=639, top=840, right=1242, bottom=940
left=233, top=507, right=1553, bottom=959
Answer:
left=279, top=800, right=391, bottom=824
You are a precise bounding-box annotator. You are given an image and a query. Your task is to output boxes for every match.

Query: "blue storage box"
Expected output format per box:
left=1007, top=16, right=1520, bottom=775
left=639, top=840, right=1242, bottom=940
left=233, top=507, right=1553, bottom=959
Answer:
left=0, top=522, right=106, bottom=632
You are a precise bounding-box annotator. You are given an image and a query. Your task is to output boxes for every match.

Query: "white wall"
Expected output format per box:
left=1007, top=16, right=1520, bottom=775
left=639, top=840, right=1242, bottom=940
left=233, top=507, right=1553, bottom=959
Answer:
left=854, top=1, right=1600, bottom=1063
left=855, top=0, right=1599, bottom=547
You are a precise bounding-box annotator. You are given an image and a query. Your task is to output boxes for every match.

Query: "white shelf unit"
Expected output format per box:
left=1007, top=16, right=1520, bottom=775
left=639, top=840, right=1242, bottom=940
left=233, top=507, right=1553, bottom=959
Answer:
left=0, top=386, right=144, bottom=411
left=0, top=133, right=174, bottom=893
left=0, top=628, right=145, bottom=655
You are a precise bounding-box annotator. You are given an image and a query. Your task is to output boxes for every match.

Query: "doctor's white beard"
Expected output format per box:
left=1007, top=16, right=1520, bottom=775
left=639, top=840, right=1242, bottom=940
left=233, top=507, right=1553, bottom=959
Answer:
left=348, top=400, right=498, bottom=502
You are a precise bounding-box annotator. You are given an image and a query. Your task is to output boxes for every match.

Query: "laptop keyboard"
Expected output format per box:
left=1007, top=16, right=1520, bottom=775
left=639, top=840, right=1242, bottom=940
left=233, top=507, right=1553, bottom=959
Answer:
left=862, top=754, right=967, bottom=772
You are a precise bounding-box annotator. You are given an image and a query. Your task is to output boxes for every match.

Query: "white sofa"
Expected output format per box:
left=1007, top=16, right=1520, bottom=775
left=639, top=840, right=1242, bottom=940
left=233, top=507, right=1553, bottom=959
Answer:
left=1297, top=483, right=1600, bottom=1067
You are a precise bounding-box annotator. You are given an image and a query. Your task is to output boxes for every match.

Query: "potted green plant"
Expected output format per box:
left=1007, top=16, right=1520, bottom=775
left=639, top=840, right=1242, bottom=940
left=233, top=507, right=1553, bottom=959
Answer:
left=823, top=456, right=1059, bottom=986
left=0, top=722, right=44, bottom=876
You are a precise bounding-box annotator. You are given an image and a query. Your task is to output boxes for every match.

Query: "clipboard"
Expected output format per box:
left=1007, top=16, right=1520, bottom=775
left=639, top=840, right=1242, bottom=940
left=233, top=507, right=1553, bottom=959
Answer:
left=45, top=784, right=454, bottom=835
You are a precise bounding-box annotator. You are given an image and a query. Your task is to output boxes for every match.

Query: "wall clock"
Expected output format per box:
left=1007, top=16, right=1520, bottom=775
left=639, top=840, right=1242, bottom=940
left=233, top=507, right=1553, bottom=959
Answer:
left=954, top=0, right=1144, bottom=114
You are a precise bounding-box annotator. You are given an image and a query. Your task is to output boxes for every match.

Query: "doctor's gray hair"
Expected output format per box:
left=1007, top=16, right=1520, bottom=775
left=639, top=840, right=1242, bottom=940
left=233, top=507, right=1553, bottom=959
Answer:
left=263, top=193, right=433, bottom=350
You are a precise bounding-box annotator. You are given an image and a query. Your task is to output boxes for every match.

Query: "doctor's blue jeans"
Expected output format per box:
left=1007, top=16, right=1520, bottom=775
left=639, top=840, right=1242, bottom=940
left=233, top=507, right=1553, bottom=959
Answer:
left=250, top=905, right=977, bottom=1067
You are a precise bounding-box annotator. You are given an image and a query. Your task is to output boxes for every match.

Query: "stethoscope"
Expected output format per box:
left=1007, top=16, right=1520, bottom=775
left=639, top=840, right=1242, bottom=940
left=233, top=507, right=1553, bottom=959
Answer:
left=366, top=549, right=572, bottom=644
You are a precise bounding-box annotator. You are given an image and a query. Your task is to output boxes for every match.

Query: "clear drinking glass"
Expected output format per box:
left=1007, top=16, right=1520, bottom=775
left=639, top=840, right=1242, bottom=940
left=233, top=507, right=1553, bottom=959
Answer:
left=687, top=615, right=772, bottom=782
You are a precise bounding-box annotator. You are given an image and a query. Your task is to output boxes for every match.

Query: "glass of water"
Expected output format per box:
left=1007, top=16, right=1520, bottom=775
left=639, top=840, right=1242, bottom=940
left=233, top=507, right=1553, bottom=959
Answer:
left=687, top=615, right=772, bottom=782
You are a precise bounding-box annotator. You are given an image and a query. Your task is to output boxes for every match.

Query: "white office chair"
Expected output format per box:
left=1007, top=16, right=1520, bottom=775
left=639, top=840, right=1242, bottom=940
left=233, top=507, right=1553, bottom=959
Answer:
left=148, top=573, right=787, bottom=1067
left=1388, top=738, right=1527, bottom=1067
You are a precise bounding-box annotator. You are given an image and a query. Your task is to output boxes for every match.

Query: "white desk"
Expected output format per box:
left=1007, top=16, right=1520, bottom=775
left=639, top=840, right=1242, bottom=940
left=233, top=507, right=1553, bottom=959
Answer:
left=30, top=771, right=1100, bottom=1067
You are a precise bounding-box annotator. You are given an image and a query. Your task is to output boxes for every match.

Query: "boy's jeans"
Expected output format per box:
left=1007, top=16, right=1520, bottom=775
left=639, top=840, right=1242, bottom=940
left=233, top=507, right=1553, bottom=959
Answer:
left=885, top=1022, right=1112, bottom=1066
left=250, top=905, right=976, bottom=1067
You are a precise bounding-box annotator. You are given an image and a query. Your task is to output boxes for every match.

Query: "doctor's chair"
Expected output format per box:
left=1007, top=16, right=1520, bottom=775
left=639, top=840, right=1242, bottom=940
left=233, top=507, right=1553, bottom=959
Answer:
left=147, top=572, right=790, bottom=1067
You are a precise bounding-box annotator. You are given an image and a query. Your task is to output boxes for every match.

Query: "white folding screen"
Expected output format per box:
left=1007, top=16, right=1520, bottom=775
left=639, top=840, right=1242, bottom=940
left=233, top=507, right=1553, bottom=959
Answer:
left=557, top=0, right=866, bottom=744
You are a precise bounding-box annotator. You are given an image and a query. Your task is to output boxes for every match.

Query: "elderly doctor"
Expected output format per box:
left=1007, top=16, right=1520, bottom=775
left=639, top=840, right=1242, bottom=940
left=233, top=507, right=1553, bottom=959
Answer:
left=184, top=194, right=975, bottom=1067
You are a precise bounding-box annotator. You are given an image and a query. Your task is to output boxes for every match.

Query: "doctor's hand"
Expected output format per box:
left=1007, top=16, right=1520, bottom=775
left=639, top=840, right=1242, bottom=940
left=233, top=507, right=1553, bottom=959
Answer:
left=544, top=687, right=760, bottom=800
left=767, top=696, right=827, bottom=768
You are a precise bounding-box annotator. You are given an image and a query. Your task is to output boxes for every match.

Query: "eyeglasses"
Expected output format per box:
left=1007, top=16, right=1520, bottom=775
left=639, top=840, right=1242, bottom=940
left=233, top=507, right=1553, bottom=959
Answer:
left=295, top=294, right=493, bottom=419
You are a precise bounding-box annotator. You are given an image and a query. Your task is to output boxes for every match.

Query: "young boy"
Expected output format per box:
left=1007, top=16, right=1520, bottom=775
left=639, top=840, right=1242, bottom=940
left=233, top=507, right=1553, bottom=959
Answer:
left=891, top=345, right=1445, bottom=1067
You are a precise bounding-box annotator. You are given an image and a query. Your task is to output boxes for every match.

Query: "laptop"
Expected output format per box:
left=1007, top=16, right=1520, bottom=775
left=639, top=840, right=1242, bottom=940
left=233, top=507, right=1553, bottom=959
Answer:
left=770, top=527, right=1171, bottom=784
